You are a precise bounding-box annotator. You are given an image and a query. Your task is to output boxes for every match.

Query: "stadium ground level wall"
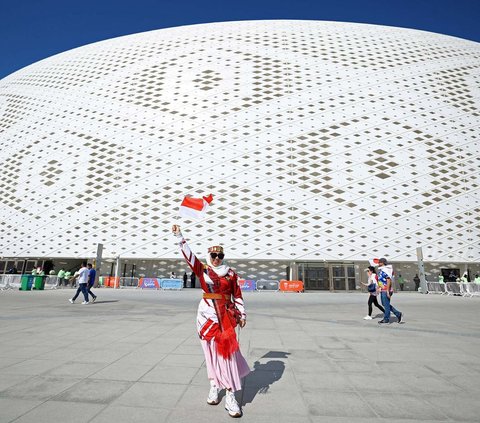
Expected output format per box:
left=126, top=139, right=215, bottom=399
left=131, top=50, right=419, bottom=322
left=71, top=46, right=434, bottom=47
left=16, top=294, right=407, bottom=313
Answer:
left=1, top=258, right=479, bottom=291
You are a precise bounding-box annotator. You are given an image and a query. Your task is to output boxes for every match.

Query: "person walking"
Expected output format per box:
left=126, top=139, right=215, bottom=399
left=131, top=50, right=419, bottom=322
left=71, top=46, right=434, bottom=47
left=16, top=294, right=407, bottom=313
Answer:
left=190, top=272, right=196, bottom=288
left=172, top=224, right=250, bottom=417
left=87, top=263, right=97, bottom=303
left=362, top=266, right=385, bottom=320
left=183, top=272, right=188, bottom=288
left=377, top=258, right=403, bottom=324
left=68, top=262, right=90, bottom=304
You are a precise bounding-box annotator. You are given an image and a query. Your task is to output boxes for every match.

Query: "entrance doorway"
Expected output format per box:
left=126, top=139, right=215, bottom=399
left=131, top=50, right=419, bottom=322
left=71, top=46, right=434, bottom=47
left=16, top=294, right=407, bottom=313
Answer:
left=300, top=263, right=356, bottom=291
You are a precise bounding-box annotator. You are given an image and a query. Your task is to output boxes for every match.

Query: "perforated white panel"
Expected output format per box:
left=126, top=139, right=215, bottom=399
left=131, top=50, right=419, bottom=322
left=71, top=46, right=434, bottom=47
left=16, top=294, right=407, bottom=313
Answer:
left=0, top=20, right=479, bottom=262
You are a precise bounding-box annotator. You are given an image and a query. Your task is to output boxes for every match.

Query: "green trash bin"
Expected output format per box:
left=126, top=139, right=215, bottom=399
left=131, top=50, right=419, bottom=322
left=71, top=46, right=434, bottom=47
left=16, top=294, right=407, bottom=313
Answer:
left=20, top=275, right=34, bottom=290
left=33, top=275, right=45, bottom=290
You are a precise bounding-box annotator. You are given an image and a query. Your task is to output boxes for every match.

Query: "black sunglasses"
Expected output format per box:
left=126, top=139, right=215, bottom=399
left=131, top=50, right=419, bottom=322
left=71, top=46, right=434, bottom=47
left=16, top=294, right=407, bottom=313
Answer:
left=210, top=253, right=224, bottom=260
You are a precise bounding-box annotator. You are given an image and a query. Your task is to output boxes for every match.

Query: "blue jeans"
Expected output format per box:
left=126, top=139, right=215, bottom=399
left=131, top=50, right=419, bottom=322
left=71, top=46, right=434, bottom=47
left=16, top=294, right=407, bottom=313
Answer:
left=380, top=291, right=401, bottom=322
left=72, top=283, right=89, bottom=302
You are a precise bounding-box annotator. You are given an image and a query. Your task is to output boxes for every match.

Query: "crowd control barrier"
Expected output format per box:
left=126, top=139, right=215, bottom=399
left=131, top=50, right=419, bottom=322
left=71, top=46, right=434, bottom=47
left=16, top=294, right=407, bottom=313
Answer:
left=445, top=282, right=462, bottom=296
left=238, top=279, right=256, bottom=291
left=279, top=280, right=304, bottom=293
left=0, top=274, right=22, bottom=290
left=118, top=277, right=139, bottom=288
left=464, top=283, right=480, bottom=297
left=255, top=280, right=279, bottom=292
left=160, top=279, right=183, bottom=290
left=426, top=282, right=447, bottom=295
left=137, top=278, right=182, bottom=290
left=138, top=278, right=161, bottom=289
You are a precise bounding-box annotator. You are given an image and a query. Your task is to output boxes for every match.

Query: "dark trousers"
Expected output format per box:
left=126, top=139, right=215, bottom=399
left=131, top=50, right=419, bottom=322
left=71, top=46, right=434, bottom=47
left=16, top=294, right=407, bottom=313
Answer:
left=368, top=295, right=385, bottom=316
left=87, top=283, right=96, bottom=300
left=72, top=283, right=89, bottom=302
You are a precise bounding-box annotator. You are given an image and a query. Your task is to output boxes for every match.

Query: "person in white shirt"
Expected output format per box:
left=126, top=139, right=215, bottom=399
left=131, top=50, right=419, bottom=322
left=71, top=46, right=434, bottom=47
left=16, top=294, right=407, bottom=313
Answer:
left=68, top=261, right=90, bottom=304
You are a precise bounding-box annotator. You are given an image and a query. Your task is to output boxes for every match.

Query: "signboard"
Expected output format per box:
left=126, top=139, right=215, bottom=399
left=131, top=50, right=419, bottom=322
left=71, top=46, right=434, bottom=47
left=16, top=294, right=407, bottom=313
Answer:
left=160, top=279, right=183, bottom=290
left=279, top=280, right=304, bottom=292
left=138, top=278, right=160, bottom=289
left=238, top=279, right=256, bottom=291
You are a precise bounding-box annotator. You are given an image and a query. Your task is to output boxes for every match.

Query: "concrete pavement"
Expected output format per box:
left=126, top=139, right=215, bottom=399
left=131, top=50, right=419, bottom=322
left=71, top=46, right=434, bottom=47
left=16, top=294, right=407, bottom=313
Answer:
left=1, top=288, right=479, bottom=422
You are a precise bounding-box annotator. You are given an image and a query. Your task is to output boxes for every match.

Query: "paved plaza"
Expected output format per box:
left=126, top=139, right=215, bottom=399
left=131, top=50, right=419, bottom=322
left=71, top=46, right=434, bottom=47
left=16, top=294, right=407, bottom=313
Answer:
left=0, top=288, right=479, bottom=423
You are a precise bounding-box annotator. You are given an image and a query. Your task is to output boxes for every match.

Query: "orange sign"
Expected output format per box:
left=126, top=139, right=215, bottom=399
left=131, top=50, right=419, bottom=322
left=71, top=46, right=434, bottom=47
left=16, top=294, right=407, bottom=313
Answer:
left=279, top=280, right=304, bottom=292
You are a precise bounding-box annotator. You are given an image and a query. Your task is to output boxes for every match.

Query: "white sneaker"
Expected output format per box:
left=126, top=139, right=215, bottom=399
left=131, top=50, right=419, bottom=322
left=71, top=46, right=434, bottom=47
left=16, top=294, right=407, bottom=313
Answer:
left=81, top=301, right=89, bottom=305
left=363, top=315, right=372, bottom=320
left=225, top=390, right=242, bottom=417
left=69, top=299, right=74, bottom=304
left=207, top=385, right=220, bottom=405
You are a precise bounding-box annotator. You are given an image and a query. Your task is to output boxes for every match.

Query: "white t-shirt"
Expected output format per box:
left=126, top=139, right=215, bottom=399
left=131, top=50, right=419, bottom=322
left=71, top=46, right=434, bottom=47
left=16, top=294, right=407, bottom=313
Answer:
left=77, top=267, right=89, bottom=284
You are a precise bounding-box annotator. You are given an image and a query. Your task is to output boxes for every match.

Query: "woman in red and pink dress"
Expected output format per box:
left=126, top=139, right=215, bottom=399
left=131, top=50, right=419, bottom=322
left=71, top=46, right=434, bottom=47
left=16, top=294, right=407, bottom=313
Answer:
left=172, top=225, right=250, bottom=418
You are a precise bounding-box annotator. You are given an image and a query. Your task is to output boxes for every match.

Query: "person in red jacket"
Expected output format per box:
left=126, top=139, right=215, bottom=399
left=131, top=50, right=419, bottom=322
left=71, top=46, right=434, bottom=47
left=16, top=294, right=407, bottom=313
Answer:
left=172, top=225, right=250, bottom=417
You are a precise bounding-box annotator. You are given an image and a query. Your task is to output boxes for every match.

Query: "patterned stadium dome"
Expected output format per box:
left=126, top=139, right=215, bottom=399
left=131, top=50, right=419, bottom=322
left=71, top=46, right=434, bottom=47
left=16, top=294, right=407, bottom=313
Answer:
left=1, top=20, right=479, bottom=264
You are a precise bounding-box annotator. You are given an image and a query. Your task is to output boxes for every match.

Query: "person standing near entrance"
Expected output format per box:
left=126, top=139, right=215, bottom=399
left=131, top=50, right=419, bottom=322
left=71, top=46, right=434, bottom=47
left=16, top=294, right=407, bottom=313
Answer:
left=377, top=258, right=403, bottom=324
left=413, top=274, right=420, bottom=291
left=69, top=262, right=90, bottom=304
left=362, top=266, right=385, bottom=320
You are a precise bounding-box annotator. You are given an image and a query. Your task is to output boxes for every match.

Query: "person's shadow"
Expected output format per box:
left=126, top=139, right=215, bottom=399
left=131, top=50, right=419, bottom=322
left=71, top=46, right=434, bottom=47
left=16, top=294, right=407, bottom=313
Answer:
left=240, top=351, right=289, bottom=406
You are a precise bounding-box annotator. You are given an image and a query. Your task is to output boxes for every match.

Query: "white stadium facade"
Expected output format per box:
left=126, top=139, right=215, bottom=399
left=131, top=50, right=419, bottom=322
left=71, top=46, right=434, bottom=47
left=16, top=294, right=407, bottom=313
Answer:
left=0, top=20, right=479, bottom=290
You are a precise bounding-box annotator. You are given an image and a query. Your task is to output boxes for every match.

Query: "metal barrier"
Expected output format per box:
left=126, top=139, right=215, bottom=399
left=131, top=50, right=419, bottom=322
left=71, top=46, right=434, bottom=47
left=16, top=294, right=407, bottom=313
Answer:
left=0, top=274, right=22, bottom=290
left=445, top=282, right=463, bottom=296
left=118, top=277, right=139, bottom=288
left=255, top=280, right=279, bottom=292
left=426, top=282, right=447, bottom=295
left=462, top=283, right=480, bottom=298
left=45, top=276, right=60, bottom=289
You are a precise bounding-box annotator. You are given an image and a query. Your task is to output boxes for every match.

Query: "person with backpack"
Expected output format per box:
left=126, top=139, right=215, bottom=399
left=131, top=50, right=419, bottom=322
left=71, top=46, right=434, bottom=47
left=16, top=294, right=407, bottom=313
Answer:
left=362, top=266, right=385, bottom=320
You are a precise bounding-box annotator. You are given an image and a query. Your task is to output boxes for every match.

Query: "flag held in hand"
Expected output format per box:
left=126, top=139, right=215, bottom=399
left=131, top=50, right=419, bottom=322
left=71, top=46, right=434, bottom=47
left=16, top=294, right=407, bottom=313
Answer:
left=179, top=194, right=213, bottom=219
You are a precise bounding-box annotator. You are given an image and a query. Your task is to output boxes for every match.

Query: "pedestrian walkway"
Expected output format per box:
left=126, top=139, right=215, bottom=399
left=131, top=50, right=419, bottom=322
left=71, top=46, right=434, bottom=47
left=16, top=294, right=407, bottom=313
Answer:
left=0, top=289, right=479, bottom=422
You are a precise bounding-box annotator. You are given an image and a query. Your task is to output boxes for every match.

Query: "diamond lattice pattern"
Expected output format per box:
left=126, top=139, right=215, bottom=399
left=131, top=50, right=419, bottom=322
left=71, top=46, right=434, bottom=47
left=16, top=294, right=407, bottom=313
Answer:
left=0, top=21, right=479, bottom=262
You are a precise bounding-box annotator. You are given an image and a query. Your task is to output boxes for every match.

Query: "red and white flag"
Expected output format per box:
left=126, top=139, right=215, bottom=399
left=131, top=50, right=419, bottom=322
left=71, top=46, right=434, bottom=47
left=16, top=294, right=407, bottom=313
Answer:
left=179, top=194, right=213, bottom=219
left=369, top=258, right=380, bottom=267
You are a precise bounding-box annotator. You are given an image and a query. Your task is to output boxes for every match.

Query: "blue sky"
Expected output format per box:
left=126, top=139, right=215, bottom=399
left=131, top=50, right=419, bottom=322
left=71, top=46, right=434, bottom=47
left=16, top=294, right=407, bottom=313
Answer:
left=1, top=0, right=479, bottom=79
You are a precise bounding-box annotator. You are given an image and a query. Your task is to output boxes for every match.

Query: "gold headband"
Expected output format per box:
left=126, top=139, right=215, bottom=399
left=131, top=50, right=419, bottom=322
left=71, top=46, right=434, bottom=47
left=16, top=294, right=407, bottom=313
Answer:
left=208, top=245, right=224, bottom=253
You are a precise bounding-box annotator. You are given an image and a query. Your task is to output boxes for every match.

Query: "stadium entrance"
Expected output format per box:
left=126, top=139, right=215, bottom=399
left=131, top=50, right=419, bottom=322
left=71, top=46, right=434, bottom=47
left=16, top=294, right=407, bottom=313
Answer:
left=299, top=263, right=356, bottom=291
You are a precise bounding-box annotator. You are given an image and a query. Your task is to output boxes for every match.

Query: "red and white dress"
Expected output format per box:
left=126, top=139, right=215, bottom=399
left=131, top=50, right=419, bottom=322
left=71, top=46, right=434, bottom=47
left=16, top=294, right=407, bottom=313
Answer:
left=175, top=233, right=250, bottom=391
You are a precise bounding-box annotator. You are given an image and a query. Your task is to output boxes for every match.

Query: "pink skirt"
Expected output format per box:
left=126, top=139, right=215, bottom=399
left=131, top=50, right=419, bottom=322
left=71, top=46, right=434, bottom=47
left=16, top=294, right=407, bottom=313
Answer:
left=201, top=338, right=250, bottom=392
